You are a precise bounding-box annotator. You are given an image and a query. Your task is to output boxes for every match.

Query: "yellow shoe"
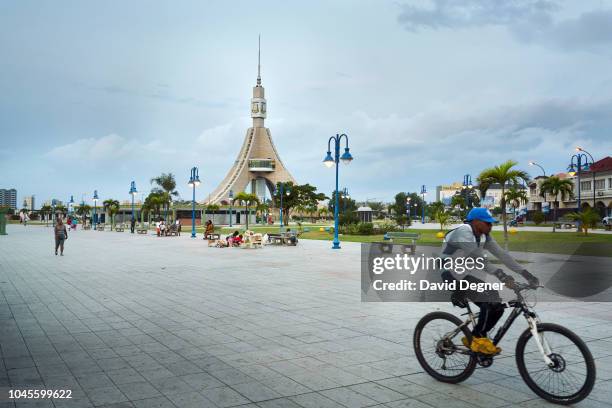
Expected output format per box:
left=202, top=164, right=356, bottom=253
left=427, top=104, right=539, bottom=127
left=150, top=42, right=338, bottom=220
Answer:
left=470, top=337, right=501, bottom=355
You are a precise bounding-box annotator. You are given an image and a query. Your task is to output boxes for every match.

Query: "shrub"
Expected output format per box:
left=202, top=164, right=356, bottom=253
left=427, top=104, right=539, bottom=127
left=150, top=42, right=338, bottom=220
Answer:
left=532, top=211, right=545, bottom=225
left=358, top=223, right=374, bottom=235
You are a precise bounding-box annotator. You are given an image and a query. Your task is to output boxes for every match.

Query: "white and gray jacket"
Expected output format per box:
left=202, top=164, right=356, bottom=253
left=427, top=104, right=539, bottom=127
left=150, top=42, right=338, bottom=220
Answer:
left=441, top=224, right=524, bottom=281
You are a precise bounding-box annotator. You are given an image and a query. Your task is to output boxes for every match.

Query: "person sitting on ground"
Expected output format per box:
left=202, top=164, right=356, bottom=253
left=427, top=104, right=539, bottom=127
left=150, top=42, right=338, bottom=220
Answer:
left=232, top=234, right=244, bottom=246
left=226, top=230, right=239, bottom=245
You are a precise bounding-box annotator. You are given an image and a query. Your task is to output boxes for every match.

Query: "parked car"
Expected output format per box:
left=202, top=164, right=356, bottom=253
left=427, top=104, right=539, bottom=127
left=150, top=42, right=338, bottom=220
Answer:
left=603, top=216, right=611, bottom=226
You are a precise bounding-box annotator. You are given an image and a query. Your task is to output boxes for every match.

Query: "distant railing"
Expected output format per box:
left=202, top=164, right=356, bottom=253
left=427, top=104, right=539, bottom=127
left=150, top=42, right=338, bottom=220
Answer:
left=248, top=159, right=275, bottom=171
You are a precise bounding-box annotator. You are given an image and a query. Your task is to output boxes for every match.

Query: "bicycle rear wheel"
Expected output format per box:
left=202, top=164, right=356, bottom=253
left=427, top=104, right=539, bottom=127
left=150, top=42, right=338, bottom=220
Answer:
left=413, top=311, right=477, bottom=383
left=516, top=323, right=596, bottom=405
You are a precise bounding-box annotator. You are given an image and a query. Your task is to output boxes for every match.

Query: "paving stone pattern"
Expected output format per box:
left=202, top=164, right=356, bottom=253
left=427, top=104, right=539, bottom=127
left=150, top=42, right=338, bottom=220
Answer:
left=0, top=225, right=611, bottom=407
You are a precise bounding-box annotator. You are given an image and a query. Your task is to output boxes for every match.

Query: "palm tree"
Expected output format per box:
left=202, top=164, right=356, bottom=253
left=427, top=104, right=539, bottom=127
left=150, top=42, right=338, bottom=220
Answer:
left=40, top=204, right=52, bottom=226
left=319, top=207, right=329, bottom=221
left=567, top=208, right=600, bottom=235
left=477, top=160, right=530, bottom=244
left=539, top=176, right=574, bottom=232
left=206, top=204, right=220, bottom=226
left=434, top=209, right=451, bottom=231
left=503, top=186, right=528, bottom=222
left=428, top=201, right=445, bottom=217
left=103, top=199, right=120, bottom=230
left=75, top=204, right=92, bottom=226
left=150, top=173, right=178, bottom=220
left=232, top=192, right=259, bottom=230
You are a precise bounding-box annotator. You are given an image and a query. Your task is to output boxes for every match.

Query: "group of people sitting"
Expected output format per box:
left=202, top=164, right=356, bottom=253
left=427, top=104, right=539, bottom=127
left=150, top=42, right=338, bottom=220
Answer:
left=215, top=230, right=244, bottom=247
left=155, top=219, right=181, bottom=236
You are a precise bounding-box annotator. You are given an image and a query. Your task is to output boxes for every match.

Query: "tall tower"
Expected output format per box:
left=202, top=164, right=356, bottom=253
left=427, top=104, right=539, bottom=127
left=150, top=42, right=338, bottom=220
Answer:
left=207, top=38, right=296, bottom=204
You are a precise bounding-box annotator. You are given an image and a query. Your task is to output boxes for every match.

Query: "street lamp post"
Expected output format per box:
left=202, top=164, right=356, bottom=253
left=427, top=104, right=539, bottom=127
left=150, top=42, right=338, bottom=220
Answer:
left=528, top=161, right=546, bottom=177
left=323, top=133, right=354, bottom=249
left=576, top=147, right=596, bottom=208
left=188, top=167, right=201, bottom=238
left=228, top=190, right=234, bottom=227
left=69, top=195, right=74, bottom=215
left=461, top=174, right=473, bottom=208
left=529, top=161, right=547, bottom=217
left=420, top=185, right=427, bottom=224
left=129, top=181, right=137, bottom=233
left=568, top=149, right=593, bottom=212
left=92, top=190, right=99, bottom=229
left=406, top=197, right=411, bottom=224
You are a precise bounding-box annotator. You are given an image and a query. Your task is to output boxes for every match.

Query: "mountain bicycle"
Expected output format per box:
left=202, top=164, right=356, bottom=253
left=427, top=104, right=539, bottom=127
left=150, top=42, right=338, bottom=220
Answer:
left=413, top=282, right=596, bottom=405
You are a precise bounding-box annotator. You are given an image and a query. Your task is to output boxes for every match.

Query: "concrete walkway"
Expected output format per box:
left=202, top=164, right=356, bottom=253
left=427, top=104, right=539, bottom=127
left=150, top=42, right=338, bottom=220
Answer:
left=0, top=225, right=610, bottom=407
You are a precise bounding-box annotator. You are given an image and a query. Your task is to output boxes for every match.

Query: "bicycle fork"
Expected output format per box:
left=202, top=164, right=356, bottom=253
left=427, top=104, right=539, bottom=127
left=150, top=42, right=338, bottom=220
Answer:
left=527, top=316, right=554, bottom=366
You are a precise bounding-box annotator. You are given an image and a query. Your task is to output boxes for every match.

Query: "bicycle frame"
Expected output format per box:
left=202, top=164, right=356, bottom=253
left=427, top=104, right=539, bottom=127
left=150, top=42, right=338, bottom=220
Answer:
left=444, top=297, right=554, bottom=366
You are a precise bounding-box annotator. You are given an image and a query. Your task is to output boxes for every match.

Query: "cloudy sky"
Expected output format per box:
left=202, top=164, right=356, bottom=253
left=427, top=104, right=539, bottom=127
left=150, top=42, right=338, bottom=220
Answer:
left=2, top=0, right=612, bottom=207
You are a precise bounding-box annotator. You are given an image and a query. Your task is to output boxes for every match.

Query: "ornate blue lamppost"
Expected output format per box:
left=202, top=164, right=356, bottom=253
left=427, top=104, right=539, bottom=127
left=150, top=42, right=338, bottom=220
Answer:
left=323, top=133, right=353, bottom=249
left=568, top=147, right=594, bottom=212
left=461, top=174, right=473, bottom=208
left=576, top=147, right=596, bottom=208
left=68, top=195, right=74, bottom=215
left=129, top=181, right=137, bottom=233
left=420, top=185, right=427, bottom=224
left=92, top=190, right=99, bottom=228
left=228, top=189, right=234, bottom=227
left=188, top=167, right=201, bottom=238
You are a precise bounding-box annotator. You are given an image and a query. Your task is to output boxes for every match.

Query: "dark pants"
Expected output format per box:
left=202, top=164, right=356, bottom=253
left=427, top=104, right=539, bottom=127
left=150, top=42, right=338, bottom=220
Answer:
left=443, top=272, right=504, bottom=337
left=54, top=237, right=65, bottom=254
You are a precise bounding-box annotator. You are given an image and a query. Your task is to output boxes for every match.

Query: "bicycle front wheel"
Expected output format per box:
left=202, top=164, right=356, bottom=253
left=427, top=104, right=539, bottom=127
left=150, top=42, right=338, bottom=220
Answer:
left=413, top=311, right=477, bottom=383
left=516, top=323, right=596, bottom=405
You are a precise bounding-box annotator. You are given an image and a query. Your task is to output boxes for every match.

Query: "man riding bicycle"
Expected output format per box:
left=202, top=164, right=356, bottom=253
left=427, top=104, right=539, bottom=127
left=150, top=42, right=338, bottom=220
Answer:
left=441, top=207, right=539, bottom=355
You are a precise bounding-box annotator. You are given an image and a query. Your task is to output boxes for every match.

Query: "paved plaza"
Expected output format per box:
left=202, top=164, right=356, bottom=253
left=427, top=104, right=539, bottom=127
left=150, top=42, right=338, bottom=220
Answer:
left=1, top=225, right=611, bottom=408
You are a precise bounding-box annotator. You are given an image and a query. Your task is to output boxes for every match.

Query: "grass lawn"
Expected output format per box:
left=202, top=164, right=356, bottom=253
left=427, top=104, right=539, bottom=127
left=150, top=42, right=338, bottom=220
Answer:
left=202, top=226, right=612, bottom=257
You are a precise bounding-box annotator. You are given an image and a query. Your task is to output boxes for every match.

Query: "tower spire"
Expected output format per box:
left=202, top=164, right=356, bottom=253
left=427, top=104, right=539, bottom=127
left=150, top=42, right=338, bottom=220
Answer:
left=257, top=35, right=261, bottom=86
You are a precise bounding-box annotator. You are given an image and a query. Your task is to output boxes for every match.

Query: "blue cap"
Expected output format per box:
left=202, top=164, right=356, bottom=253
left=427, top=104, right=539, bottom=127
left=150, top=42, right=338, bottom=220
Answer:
left=466, top=207, right=498, bottom=223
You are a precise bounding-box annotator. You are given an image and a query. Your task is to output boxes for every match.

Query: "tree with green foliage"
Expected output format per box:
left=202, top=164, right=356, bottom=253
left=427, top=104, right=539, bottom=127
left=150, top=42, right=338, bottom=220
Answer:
left=428, top=201, right=445, bottom=217
left=567, top=208, right=600, bottom=235
left=232, top=192, right=259, bottom=230
left=102, top=199, right=120, bottom=230
left=434, top=209, right=451, bottom=231
left=150, top=173, right=178, bottom=220
left=539, top=176, right=574, bottom=232
left=273, top=182, right=327, bottom=226
left=532, top=211, right=545, bottom=225
left=477, top=160, right=530, bottom=245
left=40, top=204, right=52, bottom=226
left=450, top=195, right=467, bottom=219
left=504, top=186, right=529, bottom=221
left=391, top=192, right=408, bottom=228
left=75, top=204, right=92, bottom=226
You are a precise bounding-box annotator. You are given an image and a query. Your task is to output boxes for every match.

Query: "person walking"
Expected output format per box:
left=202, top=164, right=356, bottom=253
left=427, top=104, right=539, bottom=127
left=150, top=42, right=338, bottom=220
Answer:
left=54, top=218, right=68, bottom=256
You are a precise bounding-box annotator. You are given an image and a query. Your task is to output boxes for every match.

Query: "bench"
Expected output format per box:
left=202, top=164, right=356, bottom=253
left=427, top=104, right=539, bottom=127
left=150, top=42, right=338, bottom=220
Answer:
left=137, top=228, right=148, bottom=234
left=554, top=222, right=575, bottom=230
left=204, top=233, right=220, bottom=240
left=162, top=224, right=179, bottom=236
left=83, top=225, right=91, bottom=230
left=266, top=232, right=299, bottom=246
left=96, top=224, right=105, bottom=231
left=115, top=225, right=125, bottom=232
left=381, top=232, right=421, bottom=255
